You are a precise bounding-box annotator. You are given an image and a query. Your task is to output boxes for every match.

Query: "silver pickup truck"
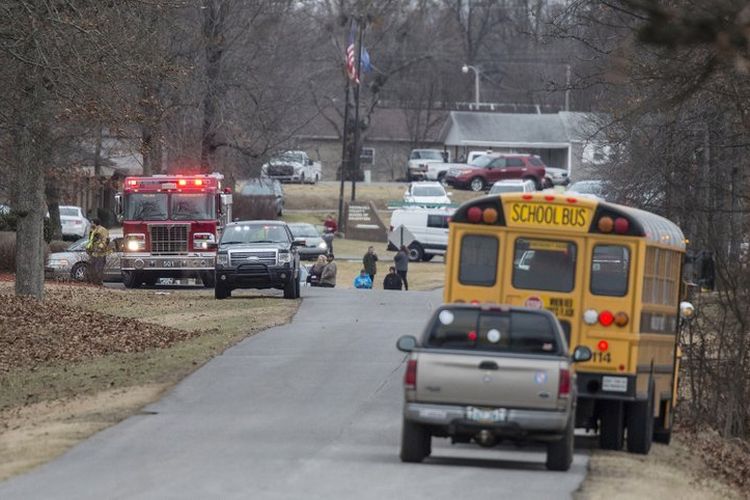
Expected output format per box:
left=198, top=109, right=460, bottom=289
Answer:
left=396, top=304, right=592, bottom=471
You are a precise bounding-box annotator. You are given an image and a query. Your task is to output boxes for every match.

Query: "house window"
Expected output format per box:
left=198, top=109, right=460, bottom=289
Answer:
left=361, top=147, right=375, bottom=165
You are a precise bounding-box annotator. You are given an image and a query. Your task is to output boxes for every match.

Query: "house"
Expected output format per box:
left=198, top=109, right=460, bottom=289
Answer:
left=294, top=107, right=609, bottom=182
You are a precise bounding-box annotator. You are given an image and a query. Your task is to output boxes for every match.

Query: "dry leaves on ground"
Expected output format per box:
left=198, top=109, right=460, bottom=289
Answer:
left=686, top=427, right=750, bottom=490
left=0, top=293, right=207, bottom=373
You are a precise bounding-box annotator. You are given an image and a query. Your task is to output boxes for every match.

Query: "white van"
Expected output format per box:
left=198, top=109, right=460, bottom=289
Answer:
left=387, top=207, right=455, bottom=261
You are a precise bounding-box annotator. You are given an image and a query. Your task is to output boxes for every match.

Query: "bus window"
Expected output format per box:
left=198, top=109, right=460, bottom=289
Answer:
left=591, top=245, right=630, bottom=297
left=459, top=235, right=498, bottom=286
left=512, top=238, right=576, bottom=292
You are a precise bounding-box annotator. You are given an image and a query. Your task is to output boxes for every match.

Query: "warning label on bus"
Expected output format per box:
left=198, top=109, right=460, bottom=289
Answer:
left=506, top=203, right=592, bottom=231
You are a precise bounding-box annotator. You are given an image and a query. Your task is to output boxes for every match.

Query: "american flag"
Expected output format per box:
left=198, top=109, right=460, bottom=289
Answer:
left=346, top=24, right=359, bottom=85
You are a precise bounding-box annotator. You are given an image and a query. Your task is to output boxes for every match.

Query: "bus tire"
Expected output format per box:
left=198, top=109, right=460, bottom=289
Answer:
left=599, top=400, right=625, bottom=450
left=400, top=419, right=431, bottom=463
left=546, top=414, right=574, bottom=471
left=408, top=243, right=424, bottom=262
left=626, top=383, right=654, bottom=454
left=653, top=400, right=672, bottom=445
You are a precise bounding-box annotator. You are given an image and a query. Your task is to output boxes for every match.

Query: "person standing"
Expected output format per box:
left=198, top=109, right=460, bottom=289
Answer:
left=322, top=214, right=338, bottom=255
left=319, top=254, right=337, bottom=288
left=383, top=266, right=403, bottom=290
left=362, top=245, right=378, bottom=283
left=353, top=269, right=373, bottom=289
left=85, top=218, right=110, bottom=285
left=394, top=245, right=409, bottom=291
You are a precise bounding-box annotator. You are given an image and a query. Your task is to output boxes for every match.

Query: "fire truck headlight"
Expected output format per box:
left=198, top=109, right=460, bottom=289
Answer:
left=126, top=234, right=146, bottom=252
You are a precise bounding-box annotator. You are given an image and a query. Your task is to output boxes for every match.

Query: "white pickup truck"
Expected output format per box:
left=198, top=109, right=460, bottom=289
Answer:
left=261, top=151, right=322, bottom=184
left=396, top=303, right=592, bottom=471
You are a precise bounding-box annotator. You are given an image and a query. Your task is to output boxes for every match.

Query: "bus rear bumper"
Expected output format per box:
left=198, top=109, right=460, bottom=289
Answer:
left=576, top=373, right=637, bottom=401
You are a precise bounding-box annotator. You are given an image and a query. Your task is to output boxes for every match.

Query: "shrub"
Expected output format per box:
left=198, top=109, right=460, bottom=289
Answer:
left=0, top=211, right=53, bottom=243
left=231, top=195, right=279, bottom=221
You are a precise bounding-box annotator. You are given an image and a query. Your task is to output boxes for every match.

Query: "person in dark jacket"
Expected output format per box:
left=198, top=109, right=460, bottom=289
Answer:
left=362, top=246, right=378, bottom=282
left=394, top=245, right=409, bottom=291
left=383, top=266, right=403, bottom=290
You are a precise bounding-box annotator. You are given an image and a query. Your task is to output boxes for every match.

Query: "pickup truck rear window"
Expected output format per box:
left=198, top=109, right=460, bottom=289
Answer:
left=425, top=309, right=561, bottom=355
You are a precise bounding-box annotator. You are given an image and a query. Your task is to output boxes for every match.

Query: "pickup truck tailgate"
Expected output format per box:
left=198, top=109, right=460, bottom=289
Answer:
left=415, top=352, right=563, bottom=410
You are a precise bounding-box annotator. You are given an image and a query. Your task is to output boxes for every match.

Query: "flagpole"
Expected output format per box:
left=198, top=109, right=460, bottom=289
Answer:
left=337, top=80, right=351, bottom=236
left=351, top=20, right=365, bottom=202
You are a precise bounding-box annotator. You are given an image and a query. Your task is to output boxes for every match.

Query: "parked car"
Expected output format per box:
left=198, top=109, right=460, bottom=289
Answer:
left=59, top=205, right=91, bottom=239
left=213, top=220, right=303, bottom=299
left=544, top=166, right=571, bottom=187
left=45, top=229, right=123, bottom=282
left=287, top=222, right=328, bottom=260
left=388, top=207, right=454, bottom=262
left=396, top=303, right=592, bottom=470
left=445, top=154, right=547, bottom=192
left=403, top=182, right=452, bottom=206
left=261, top=151, right=322, bottom=184
left=567, top=180, right=608, bottom=201
left=489, top=179, right=537, bottom=194
left=240, top=178, right=285, bottom=216
left=407, top=149, right=448, bottom=181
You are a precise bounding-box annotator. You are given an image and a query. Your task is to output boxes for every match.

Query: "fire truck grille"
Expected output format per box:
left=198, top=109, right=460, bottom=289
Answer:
left=230, top=251, right=276, bottom=266
left=150, top=225, right=189, bottom=253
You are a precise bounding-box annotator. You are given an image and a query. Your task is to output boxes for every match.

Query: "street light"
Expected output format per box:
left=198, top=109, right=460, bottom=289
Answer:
left=462, top=64, right=480, bottom=106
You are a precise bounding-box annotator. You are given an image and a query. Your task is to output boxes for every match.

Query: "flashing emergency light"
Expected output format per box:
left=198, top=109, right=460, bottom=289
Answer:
left=178, top=179, right=187, bottom=186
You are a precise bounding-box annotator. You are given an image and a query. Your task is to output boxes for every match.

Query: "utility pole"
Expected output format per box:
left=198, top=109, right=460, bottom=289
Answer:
left=565, top=64, right=571, bottom=112
left=351, top=20, right=365, bottom=202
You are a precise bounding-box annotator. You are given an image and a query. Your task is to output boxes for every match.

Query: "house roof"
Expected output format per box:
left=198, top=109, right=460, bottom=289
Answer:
left=440, top=111, right=573, bottom=148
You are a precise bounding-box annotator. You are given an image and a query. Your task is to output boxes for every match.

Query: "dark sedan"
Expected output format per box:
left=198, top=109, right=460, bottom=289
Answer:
left=287, top=223, right=328, bottom=260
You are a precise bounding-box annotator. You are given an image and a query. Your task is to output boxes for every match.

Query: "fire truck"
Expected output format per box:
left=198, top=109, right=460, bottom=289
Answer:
left=115, top=173, right=232, bottom=288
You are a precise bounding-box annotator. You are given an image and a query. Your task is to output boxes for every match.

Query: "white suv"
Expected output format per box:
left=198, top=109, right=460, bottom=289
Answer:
left=387, top=207, right=455, bottom=261
left=403, top=182, right=452, bottom=206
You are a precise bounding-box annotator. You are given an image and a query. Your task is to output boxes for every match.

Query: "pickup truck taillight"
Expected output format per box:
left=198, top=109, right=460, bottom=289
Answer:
left=404, top=359, right=417, bottom=389
left=558, top=368, right=571, bottom=398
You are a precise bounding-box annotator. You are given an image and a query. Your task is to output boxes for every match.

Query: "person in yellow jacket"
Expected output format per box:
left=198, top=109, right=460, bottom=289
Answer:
left=86, top=218, right=110, bottom=285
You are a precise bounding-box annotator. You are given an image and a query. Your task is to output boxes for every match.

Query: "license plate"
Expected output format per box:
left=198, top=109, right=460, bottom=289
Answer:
left=466, top=407, right=507, bottom=423
left=602, top=376, right=628, bottom=392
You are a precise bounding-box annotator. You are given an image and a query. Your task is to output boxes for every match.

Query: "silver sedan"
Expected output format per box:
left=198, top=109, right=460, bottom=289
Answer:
left=45, top=232, right=123, bottom=282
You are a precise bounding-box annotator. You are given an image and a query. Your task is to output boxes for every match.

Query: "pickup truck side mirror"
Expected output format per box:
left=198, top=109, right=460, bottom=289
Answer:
left=396, top=335, right=418, bottom=352
left=571, top=345, right=592, bottom=363
left=292, top=239, right=306, bottom=247
left=679, top=301, right=696, bottom=320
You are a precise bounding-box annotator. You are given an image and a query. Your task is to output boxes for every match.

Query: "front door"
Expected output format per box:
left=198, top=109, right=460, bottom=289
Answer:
left=486, top=157, right=506, bottom=184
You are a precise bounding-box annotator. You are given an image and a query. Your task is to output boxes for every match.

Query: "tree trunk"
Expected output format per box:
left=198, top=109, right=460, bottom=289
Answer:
left=45, top=182, right=63, bottom=241
left=12, top=87, right=48, bottom=300
left=200, top=0, right=228, bottom=174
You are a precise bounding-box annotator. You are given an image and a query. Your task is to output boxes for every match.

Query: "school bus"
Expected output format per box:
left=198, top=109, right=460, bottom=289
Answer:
left=444, top=192, right=686, bottom=454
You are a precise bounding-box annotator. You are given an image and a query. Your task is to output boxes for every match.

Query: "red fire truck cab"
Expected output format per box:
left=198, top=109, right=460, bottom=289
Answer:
left=116, top=173, right=232, bottom=288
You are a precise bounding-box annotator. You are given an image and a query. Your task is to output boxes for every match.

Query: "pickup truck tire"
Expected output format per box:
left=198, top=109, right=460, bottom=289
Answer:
left=626, top=383, right=654, bottom=454
left=215, top=282, right=230, bottom=300
left=546, top=415, right=574, bottom=471
left=399, top=419, right=431, bottom=463
left=283, top=276, right=298, bottom=299
left=122, top=271, right=143, bottom=289
left=437, top=172, right=448, bottom=186
left=300, top=173, right=306, bottom=184
left=599, top=401, right=625, bottom=450
left=469, top=177, right=486, bottom=192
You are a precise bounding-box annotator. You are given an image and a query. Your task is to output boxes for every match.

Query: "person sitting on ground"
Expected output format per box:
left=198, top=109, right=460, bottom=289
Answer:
left=353, top=269, right=373, bottom=289
left=383, top=266, right=403, bottom=290
left=308, top=254, right=327, bottom=286
left=319, top=254, right=337, bottom=288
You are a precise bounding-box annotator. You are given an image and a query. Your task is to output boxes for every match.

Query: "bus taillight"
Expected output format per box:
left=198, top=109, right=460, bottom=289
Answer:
left=597, top=340, right=609, bottom=352
left=598, top=310, right=615, bottom=326
left=614, top=217, right=629, bottom=234
left=597, top=216, right=614, bottom=233
left=614, top=311, right=629, bottom=327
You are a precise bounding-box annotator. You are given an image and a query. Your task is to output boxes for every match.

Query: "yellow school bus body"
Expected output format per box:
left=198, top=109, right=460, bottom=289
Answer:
left=444, top=193, right=685, bottom=450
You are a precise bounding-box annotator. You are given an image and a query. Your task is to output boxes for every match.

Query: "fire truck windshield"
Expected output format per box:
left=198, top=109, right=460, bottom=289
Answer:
left=171, top=193, right=215, bottom=220
left=125, top=193, right=168, bottom=221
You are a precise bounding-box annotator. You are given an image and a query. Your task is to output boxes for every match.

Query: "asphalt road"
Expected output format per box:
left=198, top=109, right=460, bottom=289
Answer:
left=0, top=287, right=589, bottom=500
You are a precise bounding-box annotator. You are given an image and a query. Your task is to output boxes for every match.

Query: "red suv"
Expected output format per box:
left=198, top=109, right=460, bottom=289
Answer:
left=445, top=154, right=547, bottom=192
